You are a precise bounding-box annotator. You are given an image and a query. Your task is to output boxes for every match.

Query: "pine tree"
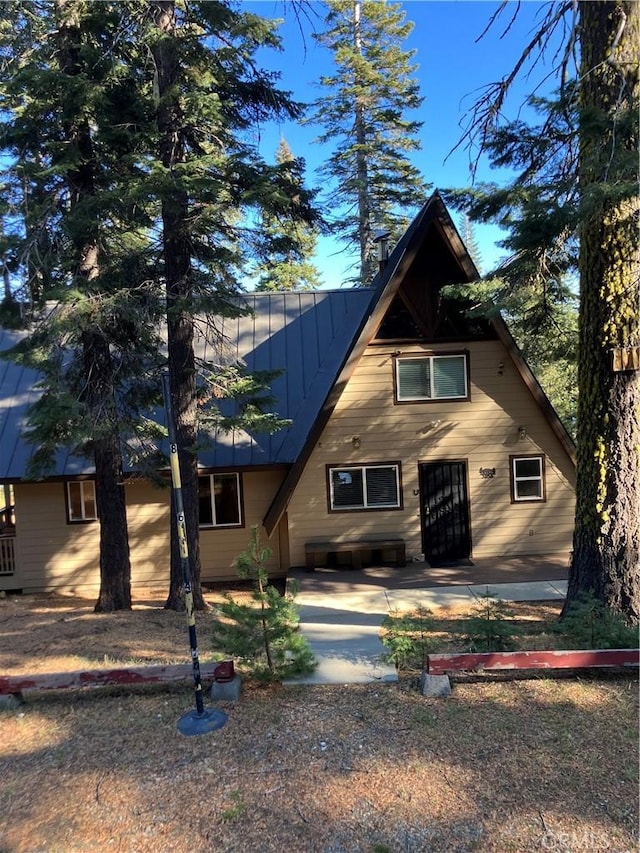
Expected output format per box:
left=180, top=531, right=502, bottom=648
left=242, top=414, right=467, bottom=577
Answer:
left=458, top=213, right=483, bottom=274
left=449, top=1, right=639, bottom=623
left=1, top=1, right=318, bottom=613
left=254, top=139, right=322, bottom=291
left=0, top=1, right=164, bottom=612
left=142, top=1, right=320, bottom=609
left=311, top=0, right=430, bottom=285
left=211, top=527, right=316, bottom=681
left=0, top=7, right=55, bottom=311
left=568, top=0, right=639, bottom=624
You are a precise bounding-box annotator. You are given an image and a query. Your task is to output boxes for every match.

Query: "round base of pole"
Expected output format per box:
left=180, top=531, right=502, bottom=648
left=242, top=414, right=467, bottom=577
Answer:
left=176, top=707, right=228, bottom=737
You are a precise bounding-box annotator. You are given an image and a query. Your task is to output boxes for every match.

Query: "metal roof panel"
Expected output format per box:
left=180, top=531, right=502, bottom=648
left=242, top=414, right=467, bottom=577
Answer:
left=0, top=289, right=374, bottom=479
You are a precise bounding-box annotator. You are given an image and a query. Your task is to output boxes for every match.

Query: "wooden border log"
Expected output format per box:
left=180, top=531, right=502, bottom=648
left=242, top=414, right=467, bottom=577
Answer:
left=0, top=662, right=220, bottom=698
left=426, top=649, right=640, bottom=675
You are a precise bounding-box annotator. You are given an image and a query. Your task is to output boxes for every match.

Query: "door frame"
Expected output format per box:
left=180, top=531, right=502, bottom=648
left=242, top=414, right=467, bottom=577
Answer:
left=418, top=458, right=472, bottom=562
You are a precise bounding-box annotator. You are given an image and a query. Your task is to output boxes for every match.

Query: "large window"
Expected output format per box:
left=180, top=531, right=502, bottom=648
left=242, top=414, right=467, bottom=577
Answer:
left=328, top=464, right=401, bottom=512
left=199, top=473, right=243, bottom=527
left=510, top=456, right=546, bottom=502
left=66, top=481, right=97, bottom=523
left=395, top=354, right=468, bottom=401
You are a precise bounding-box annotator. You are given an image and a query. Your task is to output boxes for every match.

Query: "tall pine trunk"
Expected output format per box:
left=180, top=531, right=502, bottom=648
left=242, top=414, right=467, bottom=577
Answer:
left=56, top=0, right=132, bottom=612
left=353, top=0, right=371, bottom=285
left=151, top=0, right=205, bottom=611
left=84, top=329, right=132, bottom=612
left=564, top=1, right=640, bottom=623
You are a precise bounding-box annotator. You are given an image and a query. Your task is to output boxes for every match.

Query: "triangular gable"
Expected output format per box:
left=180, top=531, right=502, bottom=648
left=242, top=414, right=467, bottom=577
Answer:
left=262, top=191, right=575, bottom=535
left=264, top=192, right=468, bottom=533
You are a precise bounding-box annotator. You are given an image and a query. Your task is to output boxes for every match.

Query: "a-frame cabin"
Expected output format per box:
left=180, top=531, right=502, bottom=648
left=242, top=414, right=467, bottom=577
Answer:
left=0, top=194, right=575, bottom=593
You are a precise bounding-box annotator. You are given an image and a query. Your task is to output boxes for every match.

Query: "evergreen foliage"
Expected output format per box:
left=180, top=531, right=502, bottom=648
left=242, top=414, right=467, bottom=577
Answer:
left=459, top=590, right=522, bottom=653
left=458, top=213, right=483, bottom=274
left=0, top=1, right=319, bottom=610
left=446, top=89, right=580, bottom=436
left=498, top=281, right=579, bottom=440
left=141, top=0, right=320, bottom=610
left=443, top=272, right=579, bottom=437
left=211, top=527, right=316, bottom=682
left=311, top=0, right=430, bottom=284
left=380, top=606, right=435, bottom=670
left=554, top=591, right=639, bottom=649
left=453, top=206, right=579, bottom=432
left=253, top=139, right=322, bottom=291
left=0, top=1, right=166, bottom=611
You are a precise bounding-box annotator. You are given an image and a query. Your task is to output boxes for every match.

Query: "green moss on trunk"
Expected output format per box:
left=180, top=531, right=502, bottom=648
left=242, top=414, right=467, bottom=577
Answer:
left=566, top=1, right=640, bottom=624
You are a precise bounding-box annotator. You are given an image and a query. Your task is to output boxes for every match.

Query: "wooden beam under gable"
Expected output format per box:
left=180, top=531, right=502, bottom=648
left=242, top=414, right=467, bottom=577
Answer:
left=380, top=200, right=480, bottom=341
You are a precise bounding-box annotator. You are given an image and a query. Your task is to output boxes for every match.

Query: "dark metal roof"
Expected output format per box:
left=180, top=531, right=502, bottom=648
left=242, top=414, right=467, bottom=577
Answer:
left=0, top=325, right=104, bottom=479
left=0, top=289, right=375, bottom=480
left=195, top=289, right=376, bottom=468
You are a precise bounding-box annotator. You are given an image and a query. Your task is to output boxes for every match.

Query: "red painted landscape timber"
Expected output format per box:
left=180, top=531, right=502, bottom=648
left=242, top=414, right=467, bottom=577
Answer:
left=0, top=662, right=220, bottom=696
left=426, top=649, right=640, bottom=675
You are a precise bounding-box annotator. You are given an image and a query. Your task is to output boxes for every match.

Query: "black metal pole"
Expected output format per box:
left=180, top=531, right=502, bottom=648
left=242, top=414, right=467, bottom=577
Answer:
left=161, top=371, right=226, bottom=735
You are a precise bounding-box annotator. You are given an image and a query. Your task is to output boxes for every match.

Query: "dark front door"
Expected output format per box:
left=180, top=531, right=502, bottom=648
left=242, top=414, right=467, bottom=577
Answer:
left=419, top=461, right=471, bottom=563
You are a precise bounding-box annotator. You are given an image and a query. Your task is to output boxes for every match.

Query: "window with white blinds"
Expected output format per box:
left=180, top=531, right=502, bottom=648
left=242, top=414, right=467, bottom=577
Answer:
left=329, top=464, right=401, bottom=511
left=396, top=354, right=468, bottom=401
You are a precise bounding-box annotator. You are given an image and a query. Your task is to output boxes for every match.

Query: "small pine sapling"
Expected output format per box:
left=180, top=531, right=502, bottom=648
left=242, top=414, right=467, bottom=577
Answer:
left=211, top=527, right=316, bottom=681
left=380, top=605, right=435, bottom=670
left=556, top=592, right=639, bottom=649
left=459, top=588, right=522, bottom=652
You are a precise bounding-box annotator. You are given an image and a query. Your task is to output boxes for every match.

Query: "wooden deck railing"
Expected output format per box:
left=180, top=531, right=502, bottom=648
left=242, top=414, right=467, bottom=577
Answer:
left=0, top=534, right=15, bottom=576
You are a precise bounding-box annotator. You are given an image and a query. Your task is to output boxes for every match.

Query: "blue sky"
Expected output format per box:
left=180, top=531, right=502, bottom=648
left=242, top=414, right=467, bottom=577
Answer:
left=241, top=0, right=559, bottom=285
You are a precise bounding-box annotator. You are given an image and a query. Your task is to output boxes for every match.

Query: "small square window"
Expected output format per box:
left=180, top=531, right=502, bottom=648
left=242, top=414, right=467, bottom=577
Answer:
left=328, top=464, right=401, bottom=511
left=199, top=473, right=243, bottom=527
left=510, top=456, right=546, bottom=502
left=396, top=354, right=468, bottom=401
left=66, top=481, right=97, bottom=522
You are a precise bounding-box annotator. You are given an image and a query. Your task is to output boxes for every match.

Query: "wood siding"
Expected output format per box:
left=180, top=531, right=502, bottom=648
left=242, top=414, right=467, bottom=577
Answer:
left=285, top=340, right=576, bottom=567
left=5, top=471, right=286, bottom=595
left=3, top=337, right=576, bottom=588
left=198, top=471, right=286, bottom=582
left=8, top=482, right=101, bottom=594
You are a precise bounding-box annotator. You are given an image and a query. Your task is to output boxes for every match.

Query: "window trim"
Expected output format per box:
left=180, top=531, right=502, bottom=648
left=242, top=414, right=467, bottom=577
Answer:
left=393, top=352, right=470, bottom=403
left=326, top=462, right=403, bottom=513
left=65, top=480, right=98, bottom=524
left=509, top=454, right=547, bottom=503
left=198, top=472, right=244, bottom=529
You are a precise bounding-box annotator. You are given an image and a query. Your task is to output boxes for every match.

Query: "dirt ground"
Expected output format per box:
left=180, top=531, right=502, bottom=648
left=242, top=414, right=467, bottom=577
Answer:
left=0, top=589, right=638, bottom=853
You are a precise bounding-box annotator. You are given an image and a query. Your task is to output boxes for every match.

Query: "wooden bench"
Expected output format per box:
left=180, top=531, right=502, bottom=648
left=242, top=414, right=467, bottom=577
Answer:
left=305, top=538, right=406, bottom=571
left=0, top=662, right=221, bottom=703
left=425, top=649, right=640, bottom=676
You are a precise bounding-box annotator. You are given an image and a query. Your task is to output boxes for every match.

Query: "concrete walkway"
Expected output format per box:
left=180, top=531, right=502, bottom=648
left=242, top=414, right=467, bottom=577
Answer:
left=285, top=567, right=568, bottom=685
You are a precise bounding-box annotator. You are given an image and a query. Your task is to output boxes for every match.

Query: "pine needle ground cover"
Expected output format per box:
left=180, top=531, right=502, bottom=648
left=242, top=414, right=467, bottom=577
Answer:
left=0, top=590, right=638, bottom=853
